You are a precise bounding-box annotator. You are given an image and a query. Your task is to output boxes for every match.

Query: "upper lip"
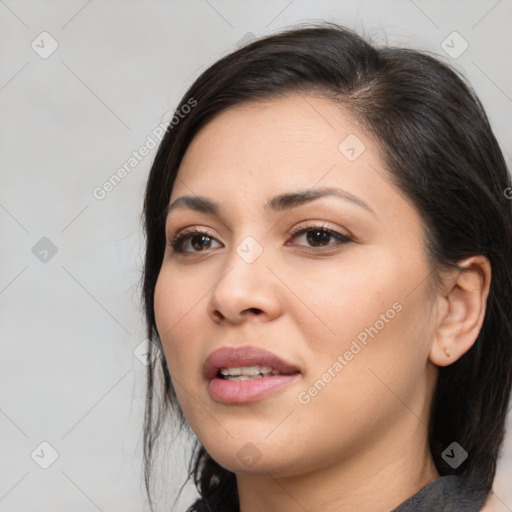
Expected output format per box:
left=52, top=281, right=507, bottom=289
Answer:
left=204, top=345, right=301, bottom=380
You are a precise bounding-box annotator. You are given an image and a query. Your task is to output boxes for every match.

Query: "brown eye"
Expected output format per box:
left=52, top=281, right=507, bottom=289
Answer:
left=306, top=229, right=331, bottom=246
left=190, top=234, right=214, bottom=251
left=290, top=226, right=352, bottom=248
left=170, top=230, right=222, bottom=253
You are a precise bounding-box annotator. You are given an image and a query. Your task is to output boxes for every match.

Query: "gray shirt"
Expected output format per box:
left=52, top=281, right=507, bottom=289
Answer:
left=391, top=475, right=488, bottom=512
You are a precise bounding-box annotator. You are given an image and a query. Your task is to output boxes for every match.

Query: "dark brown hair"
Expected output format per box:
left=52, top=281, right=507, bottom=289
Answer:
left=141, top=22, right=512, bottom=511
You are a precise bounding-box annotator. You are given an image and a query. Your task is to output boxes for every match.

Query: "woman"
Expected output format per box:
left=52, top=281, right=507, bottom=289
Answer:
left=141, top=22, right=512, bottom=511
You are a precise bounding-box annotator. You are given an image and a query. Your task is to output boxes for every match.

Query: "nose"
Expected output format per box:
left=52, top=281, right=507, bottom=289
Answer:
left=207, top=241, right=283, bottom=324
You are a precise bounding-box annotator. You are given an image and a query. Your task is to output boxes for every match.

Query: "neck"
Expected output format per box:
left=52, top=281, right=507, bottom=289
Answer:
left=236, top=421, right=439, bottom=512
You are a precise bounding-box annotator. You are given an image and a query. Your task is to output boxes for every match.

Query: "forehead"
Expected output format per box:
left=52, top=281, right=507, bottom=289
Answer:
left=173, top=94, right=381, bottom=197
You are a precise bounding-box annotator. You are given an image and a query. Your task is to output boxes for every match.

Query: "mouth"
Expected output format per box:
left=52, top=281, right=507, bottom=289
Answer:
left=205, top=346, right=301, bottom=404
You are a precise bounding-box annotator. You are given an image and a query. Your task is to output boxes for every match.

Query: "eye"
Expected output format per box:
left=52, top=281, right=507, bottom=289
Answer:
left=168, top=223, right=352, bottom=255
left=287, top=224, right=352, bottom=249
left=169, top=227, right=223, bottom=253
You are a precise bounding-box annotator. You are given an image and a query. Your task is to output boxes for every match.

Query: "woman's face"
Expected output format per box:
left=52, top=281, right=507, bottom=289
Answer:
left=154, top=94, right=439, bottom=478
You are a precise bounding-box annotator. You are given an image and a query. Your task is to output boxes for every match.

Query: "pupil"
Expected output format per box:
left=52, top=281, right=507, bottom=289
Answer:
left=307, top=229, right=329, bottom=246
left=192, top=235, right=211, bottom=250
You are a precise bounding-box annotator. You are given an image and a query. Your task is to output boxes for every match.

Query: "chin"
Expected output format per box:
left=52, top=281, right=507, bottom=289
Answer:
left=201, top=437, right=305, bottom=478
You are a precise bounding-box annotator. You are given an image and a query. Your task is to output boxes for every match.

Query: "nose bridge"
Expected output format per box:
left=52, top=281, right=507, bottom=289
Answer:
left=234, top=234, right=266, bottom=266
left=217, top=233, right=269, bottom=295
left=208, top=231, right=281, bottom=321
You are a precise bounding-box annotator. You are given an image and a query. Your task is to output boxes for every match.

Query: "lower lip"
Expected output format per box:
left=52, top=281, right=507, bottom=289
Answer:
left=208, top=374, right=300, bottom=404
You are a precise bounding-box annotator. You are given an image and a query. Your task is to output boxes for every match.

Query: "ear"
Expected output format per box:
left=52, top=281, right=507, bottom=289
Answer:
left=429, top=255, right=491, bottom=367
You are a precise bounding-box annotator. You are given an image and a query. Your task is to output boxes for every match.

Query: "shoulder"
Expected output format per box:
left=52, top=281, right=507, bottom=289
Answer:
left=480, top=492, right=502, bottom=512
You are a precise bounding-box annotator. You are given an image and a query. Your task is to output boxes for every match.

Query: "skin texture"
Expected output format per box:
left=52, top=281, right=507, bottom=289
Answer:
left=154, top=94, right=491, bottom=512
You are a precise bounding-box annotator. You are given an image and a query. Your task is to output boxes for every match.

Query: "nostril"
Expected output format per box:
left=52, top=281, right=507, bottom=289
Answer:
left=210, top=306, right=262, bottom=323
left=212, top=310, right=224, bottom=321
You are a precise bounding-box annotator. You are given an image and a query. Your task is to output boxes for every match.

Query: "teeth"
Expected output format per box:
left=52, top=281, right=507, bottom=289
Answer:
left=224, top=375, right=263, bottom=381
left=235, top=365, right=260, bottom=376
left=219, top=365, right=276, bottom=378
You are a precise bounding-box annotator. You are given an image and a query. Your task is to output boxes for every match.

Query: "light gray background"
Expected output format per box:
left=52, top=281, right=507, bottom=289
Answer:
left=1, top=1, right=511, bottom=511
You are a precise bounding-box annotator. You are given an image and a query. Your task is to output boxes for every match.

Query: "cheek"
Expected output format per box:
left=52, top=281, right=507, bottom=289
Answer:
left=294, top=248, right=434, bottom=403
left=288, top=299, right=434, bottom=469
left=282, top=258, right=403, bottom=353
left=154, top=271, right=179, bottom=337
left=153, top=269, right=206, bottom=376
left=304, top=278, right=434, bottom=422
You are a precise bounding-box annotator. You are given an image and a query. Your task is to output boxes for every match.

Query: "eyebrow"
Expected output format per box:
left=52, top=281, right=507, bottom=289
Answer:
left=165, top=187, right=376, bottom=218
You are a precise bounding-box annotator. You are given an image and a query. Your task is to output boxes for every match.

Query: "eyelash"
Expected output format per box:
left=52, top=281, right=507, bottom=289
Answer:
left=168, top=223, right=353, bottom=254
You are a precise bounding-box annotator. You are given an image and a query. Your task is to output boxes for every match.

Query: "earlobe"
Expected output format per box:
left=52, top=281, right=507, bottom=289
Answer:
left=429, top=255, right=491, bottom=367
